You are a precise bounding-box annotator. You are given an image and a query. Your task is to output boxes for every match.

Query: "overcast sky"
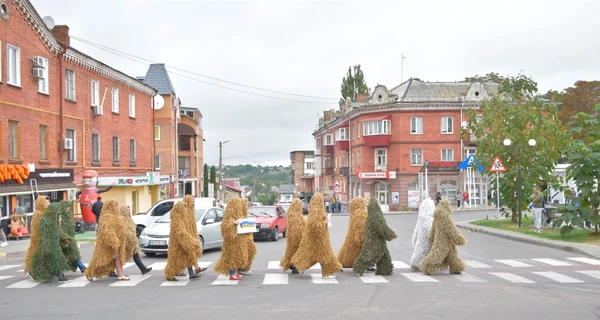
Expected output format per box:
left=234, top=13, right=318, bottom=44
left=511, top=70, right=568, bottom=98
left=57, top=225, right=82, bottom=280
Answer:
left=32, top=0, right=600, bottom=167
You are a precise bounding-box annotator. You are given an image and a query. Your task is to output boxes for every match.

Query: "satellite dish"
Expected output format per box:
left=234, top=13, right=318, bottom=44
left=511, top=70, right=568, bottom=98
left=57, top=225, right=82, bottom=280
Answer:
left=42, top=16, right=55, bottom=29
left=153, top=94, right=165, bottom=110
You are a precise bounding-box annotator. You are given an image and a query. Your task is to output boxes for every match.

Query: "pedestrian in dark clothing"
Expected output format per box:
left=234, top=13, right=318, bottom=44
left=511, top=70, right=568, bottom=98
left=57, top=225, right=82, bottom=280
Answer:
left=91, top=197, right=103, bottom=230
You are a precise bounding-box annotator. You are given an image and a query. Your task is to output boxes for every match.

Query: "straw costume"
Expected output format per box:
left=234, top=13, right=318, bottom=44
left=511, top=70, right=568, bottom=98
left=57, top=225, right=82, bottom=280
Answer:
left=23, top=195, right=50, bottom=274
left=240, top=198, right=257, bottom=274
left=214, top=198, right=248, bottom=279
left=118, top=205, right=152, bottom=275
left=165, top=201, right=201, bottom=281
left=337, top=197, right=368, bottom=268
left=58, top=200, right=84, bottom=273
left=410, top=198, right=435, bottom=270
left=279, top=199, right=306, bottom=272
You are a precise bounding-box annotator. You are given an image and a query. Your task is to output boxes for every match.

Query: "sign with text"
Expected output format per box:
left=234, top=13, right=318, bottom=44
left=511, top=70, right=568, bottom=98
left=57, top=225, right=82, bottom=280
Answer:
left=98, top=175, right=171, bottom=187
left=357, top=171, right=396, bottom=179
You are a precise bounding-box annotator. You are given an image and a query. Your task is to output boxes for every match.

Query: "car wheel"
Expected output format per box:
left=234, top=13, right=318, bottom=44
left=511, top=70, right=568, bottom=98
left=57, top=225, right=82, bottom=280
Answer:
left=282, top=229, right=287, bottom=238
left=271, top=228, right=279, bottom=241
left=199, top=236, right=205, bottom=254
left=136, top=225, right=145, bottom=238
left=143, top=251, right=156, bottom=257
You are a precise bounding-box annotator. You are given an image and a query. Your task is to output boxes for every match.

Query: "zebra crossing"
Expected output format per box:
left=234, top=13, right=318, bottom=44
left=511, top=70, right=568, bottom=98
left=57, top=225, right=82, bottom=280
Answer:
left=1, top=256, right=599, bottom=289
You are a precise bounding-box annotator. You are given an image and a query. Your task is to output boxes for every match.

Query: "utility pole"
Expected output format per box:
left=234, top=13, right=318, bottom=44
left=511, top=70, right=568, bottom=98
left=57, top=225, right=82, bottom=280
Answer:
left=219, top=140, right=229, bottom=202
left=253, top=167, right=256, bottom=203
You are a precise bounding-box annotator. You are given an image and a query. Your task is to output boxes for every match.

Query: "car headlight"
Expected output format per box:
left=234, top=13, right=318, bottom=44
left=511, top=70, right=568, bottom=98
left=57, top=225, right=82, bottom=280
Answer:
left=140, top=231, right=147, bottom=237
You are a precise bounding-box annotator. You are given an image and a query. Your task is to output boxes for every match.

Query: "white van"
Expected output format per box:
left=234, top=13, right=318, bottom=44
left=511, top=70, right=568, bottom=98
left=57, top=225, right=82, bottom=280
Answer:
left=132, top=197, right=216, bottom=236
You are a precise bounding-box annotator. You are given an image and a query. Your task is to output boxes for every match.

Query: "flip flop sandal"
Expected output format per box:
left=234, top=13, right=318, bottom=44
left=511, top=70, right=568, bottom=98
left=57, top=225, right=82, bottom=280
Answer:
left=195, top=267, right=208, bottom=273
left=176, top=272, right=186, bottom=277
left=117, top=276, right=130, bottom=281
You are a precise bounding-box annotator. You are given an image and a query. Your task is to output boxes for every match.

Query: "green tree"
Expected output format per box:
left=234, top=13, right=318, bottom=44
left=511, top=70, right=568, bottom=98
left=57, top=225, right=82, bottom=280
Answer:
left=464, top=72, right=506, bottom=83
left=203, top=164, right=209, bottom=197
left=558, top=81, right=600, bottom=126
left=210, top=166, right=217, bottom=196
left=340, top=64, right=369, bottom=102
left=463, top=74, right=569, bottom=223
left=554, top=104, right=600, bottom=235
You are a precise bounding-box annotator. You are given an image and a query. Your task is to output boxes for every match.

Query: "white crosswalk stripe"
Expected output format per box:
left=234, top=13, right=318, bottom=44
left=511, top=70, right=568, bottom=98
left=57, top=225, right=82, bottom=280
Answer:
left=160, top=276, right=191, bottom=287
left=59, top=276, right=92, bottom=288
left=401, top=273, right=438, bottom=282
left=359, top=274, right=389, bottom=284
left=7, top=279, right=41, bottom=289
left=495, top=259, right=533, bottom=267
left=211, top=274, right=239, bottom=285
left=0, top=265, right=20, bottom=272
left=267, top=261, right=280, bottom=269
left=0, top=276, right=15, bottom=281
left=567, top=257, right=600, bottom=265
left=123, top=263, right=136, bottom=269
left=454, top=272, right=487, bottom=283
left=576, top=270, right=600, bottom=280
left=109, top=275, right=151, bottom=287
left=533, top=271, right=584, bottom=283
left=147, top=262, right=167, bottom=271
left=263, top=274, right=288, bottom=285
left=465, top=260, right=492, bottom=268
left=531, top=258, right=572, bottom=266
left=392, top=261, right=411, bottom=269
left=489, top=272, right=535, bottom=283
left=311, top=274, right=338, bottom=284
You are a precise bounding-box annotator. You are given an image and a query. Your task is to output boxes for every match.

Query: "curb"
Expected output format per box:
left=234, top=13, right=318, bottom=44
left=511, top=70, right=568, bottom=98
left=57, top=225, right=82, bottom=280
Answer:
left=0, top=242, right=94, bottom=260
left=456, top=221, right=600, bottom=259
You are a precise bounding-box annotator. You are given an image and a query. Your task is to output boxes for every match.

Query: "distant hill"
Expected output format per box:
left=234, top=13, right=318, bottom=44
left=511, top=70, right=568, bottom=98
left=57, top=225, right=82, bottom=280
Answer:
left=219, top=164, right=292, bottom=204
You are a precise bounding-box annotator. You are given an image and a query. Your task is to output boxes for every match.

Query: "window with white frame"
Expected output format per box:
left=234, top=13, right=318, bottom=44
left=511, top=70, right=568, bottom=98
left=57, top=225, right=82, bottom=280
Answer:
left=129, top=94, right=136, bottom=117
left=375, top=148, right=387, bottom=170
left=90, top=79, right=99, bottom=106
left=411, top=148, right=423, bottom=165
left=91, top=134, right=100, bottom=163
left=112, top=137, right=120, bottom=163
left=441, top=116, right=453, bottom=134
left=111, top=87, right=119, bottom=113
left=66, top=129, right=76, bottom=162
left=324, top=134, right=333, bottom=145
left=155, top=155, right=161, bottom=170
left=441, top=148, right=454, bottom=161
left=7, top=44, right=21, bottom=86
left=65, top=69, right=75, bottom=100
left=129, top=139, right=136, bottom=164
left=37, top=57, right=49, bottom=94
left=411, top=117, right=423, bottom=134
left=306, top=162, right=313, bottom=170
left=316, top=137, right=322, bottom=147
left=337, top=127, right=349, bottom=140
left=154, top=125, right=160, bottom=140
left=363, top=120, right=391, bottom=135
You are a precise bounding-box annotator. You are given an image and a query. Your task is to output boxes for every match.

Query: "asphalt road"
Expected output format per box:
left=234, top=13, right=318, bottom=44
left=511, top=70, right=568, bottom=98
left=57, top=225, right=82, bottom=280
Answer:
left=1, top=210, right=599, bottom=320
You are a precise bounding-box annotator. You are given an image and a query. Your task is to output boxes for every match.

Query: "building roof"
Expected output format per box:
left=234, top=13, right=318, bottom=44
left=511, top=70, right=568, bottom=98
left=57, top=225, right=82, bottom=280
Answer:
left=14, top=0, right=63, bottom=54
left=278, top=184, right=295, bottom=194
left=225, top=180, right=242, bottom=193
left=291, top=150, right=315, bottom=155
left=390, top=78, right=499, bottom=102
left=144, top=64, right=176, bottom=95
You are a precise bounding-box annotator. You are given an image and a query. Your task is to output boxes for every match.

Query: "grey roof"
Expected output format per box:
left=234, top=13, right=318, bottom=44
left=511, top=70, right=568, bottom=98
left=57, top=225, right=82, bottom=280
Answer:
left=390, top=78, right=500, bottom=102
left=278, top=184, right=295, bottom=194
left=143, top=64, right=176, bottom=95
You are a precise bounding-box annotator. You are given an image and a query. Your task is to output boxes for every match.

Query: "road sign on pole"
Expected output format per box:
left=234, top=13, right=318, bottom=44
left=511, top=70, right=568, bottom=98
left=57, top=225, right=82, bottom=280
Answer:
left=489, top=156, right=507, bottom=173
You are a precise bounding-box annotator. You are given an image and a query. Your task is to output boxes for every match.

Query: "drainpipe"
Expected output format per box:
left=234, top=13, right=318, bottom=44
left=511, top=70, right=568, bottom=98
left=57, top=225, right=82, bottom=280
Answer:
left=59, top=51, right=65, bottom=168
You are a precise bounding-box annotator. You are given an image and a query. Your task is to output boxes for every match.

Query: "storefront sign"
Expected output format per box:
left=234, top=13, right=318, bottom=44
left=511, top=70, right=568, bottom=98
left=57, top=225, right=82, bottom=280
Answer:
left=0, top=167, right=73, bottom=185
left=98, top=175, right=171, bottom=187
left=0, top=165, right=30, bottom=184
left=392, top=192, right=400, bottom=204
left=357, top=171, right=397, bottom=179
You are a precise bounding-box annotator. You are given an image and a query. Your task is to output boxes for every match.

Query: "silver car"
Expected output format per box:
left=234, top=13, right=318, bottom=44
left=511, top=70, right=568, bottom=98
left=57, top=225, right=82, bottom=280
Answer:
left=139, top=207, right=224, bottom=256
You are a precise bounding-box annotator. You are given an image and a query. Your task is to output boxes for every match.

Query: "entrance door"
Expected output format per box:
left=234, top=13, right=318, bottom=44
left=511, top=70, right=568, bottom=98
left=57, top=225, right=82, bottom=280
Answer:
left=375, top=182, right=388, bottom=212
left=131, top=191, right=138, bottom=216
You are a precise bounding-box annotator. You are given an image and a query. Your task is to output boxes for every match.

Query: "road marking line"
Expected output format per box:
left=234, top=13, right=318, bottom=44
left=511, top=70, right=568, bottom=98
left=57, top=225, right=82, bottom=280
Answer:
left=495, top=259, right=533, bottom=267
left=109, top=275, right=151, bottom=287
left=400, top=273, right=438, bottom=282
left=263, top=274, right=288, bottom=285
left=197, top=261, right=212, bottom=268
left=123, top=263, right=135, bottom=269
left=311, top=274, right=338, bottom=284
left=489, top=272, right=535, bottom=283
left=454, top=272, right=487, bottom=283
left=59, top=276, right=92, bottom=288
left=211, top=275, right=239, bottom=285
left=465, top=260, right=491, bottom=268
left=147, top=262, right=167, bottom=271
left=160, top=276, right=191, bottom=287
left=576, top=270, right=600, bottom=280
left=392, top=261, right=410, bottom=269
left=567, top=257, right=600, bottom=265
left=310, top=263, right=321, bottom=270
left=7, top=279, right=41, bottom=289
left=267, top=261, right=280, bottom=269
left=533, top=271, right=584, bottom=283
left=359, top=274, right=389, bottom=284
left=0, top=265, right=20, bottom=272
left=0, top=276, right=15, bottom=281
left=530, top=258, right=572, bottom=266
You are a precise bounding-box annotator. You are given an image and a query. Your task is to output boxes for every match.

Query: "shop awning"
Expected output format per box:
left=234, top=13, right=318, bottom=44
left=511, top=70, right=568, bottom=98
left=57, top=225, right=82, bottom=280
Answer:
left=0, top=182, right=78, bottom=195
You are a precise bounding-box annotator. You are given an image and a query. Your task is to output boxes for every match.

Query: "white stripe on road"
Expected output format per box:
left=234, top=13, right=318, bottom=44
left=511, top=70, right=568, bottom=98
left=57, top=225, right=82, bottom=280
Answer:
left=263, top=274, right=288, bottom=285
left=311, top=274, right=338, bottom=284
left=123, top=263, right=135, bottom=269
left=267, top=261, right=280, bottom=269
left=454, top=272, right=487, bottom=283
left=0, top=265, right=20, bottom=272
left=533, top=272, right=584, bottom=283
left=530, top=258, right=572, bottom=266
left=576, top=271, right=600, bottom=280
left=211, top=275, right=239, bottom=285
left=489, top=272, right=535, bottom=283
left=147, top=262, right=167, bottom=271
left=59, top=276, right=92, bottom=288
left=109, top=275, right=151, bottom=287
left=465, top=261, right=492, bottom=268
left=567, top=257, right=600, bottom=265
left=400, top=273, right=438, bottom=282
left=359, top=274, right=390, bottom=284
left=7, top=279, right=41, bottom=288
left=0, top=276, right=15, bottom=281
left=392, top=261, right=410, bottom=269
left=310, top=263, right=321, bottom=270
left=160, top=276, right=190, bottom=287
left=495, top=259, right=533, bottom=267
left=197, top=261, right=212, bottom=269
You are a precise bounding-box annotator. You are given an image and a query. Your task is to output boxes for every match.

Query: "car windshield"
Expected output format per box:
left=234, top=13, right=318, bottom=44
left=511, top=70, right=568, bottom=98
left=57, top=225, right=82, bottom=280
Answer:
left=248, top=207, right=276, bottom=217
left=156, top=209, right=206, bottom=223
left=280, top=204, right=290, bottom=212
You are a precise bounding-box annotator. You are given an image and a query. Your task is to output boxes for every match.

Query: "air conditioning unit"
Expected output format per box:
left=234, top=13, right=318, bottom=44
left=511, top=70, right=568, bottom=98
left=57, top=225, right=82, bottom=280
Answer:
left=63, top=138, right=73, bottom=150
left=92, top=105, right=103, bottom=116
left=32, top=67, right=44, bottom=80
left=32, top=56, right=45, bottom=68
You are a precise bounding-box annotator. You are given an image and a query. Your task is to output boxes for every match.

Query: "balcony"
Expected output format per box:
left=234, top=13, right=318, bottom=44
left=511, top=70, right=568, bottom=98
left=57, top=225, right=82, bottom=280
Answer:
left=373, top=165, right=387, bottom=172
left=362, top=116, right=392, bottom=147
left=335, top=127, right=349, bottom=151
left=323, top=144, right=334, bottom=154
left=325, top=167, right=334, bottom=175
left=464, top=133, right=477, bottom=146
left=338, top=167, right=349, bottom=176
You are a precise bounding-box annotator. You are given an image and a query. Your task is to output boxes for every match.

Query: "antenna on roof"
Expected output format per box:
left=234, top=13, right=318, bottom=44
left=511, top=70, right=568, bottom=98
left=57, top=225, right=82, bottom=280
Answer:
left=42, top=16, right=55, bottom=29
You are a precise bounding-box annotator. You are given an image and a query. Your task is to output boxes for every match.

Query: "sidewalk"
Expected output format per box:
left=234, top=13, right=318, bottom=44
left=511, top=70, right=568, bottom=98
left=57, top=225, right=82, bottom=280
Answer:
left=0, top=232, right=96, bottom=259
left=331, top=205, right=497, bottom=216
left=456, top=220, right=600, bottom=259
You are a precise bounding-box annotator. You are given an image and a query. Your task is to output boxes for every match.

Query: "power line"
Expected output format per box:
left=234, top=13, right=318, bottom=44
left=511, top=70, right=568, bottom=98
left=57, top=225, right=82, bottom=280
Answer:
left=227, top=139, right=314, bottom=159
left=70, top=36, right=338, bottom=102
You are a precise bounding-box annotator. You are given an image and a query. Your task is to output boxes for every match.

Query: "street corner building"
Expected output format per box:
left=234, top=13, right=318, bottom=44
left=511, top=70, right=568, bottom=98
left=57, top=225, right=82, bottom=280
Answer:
left=311, top=79, right=501, bottom=210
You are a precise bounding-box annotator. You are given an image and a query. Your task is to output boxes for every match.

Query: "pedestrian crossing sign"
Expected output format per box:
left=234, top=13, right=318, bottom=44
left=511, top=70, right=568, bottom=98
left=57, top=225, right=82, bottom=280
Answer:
left=489, top=156, right=507, bottom=173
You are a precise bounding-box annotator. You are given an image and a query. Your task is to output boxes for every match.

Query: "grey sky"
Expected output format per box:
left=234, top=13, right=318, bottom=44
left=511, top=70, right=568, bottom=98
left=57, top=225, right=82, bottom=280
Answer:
left=32, top=0, right=600, bottom=167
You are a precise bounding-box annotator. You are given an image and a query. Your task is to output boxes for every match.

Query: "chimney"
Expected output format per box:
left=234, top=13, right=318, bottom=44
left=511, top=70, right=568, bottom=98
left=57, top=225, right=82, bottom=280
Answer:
left=356, top=93, right=369, bottom=103
left=549, top=91, right=556, bottom=102
left=323, top=111, right=331, bottom=121
left=51, top=25, right=70, bottom=47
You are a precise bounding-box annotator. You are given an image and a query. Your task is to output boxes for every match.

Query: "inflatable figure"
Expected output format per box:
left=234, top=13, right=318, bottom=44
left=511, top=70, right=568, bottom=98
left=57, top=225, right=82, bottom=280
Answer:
left=410, top=198, right=435, bottom=270
left=76, top=170, right=115, bottom=223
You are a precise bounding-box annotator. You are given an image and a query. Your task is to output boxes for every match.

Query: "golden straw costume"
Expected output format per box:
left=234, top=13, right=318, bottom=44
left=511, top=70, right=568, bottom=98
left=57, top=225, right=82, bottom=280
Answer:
left=279, top=199, right=306, bottom=272
left=337, top=197, right=368, bottom=268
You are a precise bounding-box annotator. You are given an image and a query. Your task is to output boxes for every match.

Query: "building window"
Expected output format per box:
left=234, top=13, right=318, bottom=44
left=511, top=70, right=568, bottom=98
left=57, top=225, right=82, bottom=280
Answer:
left=316, top=137, right=322, bottom=147
left=66, top=129, right=76, bottom=162
left=351, top=124, right=355, bottom=139
left=129, top=94, right=136, bottom=118
left=306, top=162, right=313, bottom=170
left=411, top=117, right=423, bottom=134
left=154, top=125, right=160, bottom=140
left=39, top=125, right=48, bottom=160
left=179, top=156, right=191, bottom=174
left=363, top=120, right=391, bottom=135
left=65, top=69, right=75, bottom=100
left=37, top=57, right=49, bottom=94
left=91, top=134, right=100, bottom=163
left=112, top=137, right=120, bottom=163
left=358, top=151, right=361, bottom=168
left=324, top=134, right=333, bottom=145
left=336, top=127, right=349, bottom=140
left=441, top=148, right=454, bottom=161
left=90, top=79, right=99, bottom=106
left=375, top=148, right=387, bottom=170
left=357, top=121, right=361, bottom=137
left=441, top=116, right=453, bottom=134
left=7, top=44, right=20, bottom=86
left=411, top=149, right=423, bottom=166
left=111, top=87, right=119, bottom=113
left=155, top=154, right=161, bottom=170
left=129, top=139, right=136, bottom=164
left=8, top=120, right=20, bottom=159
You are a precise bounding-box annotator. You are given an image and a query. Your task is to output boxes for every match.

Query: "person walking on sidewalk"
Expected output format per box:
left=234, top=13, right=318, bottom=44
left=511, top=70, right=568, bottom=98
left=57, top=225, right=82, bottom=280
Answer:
left=91, top=197, right=104, bottom=231
left=530, top=186, right=544, bottom=233
left=0, top=219, right=8, bottom=247
left=456, top=191, right=461, bottom=209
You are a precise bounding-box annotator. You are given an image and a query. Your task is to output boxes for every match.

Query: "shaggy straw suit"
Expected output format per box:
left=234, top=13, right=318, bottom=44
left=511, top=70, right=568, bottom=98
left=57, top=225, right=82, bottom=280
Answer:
left=291, top=193, right=341, bottom=277
left=183, top=195, right=203, bottom=258
left=280, top=199, right=306, bottom=271
left=214, top=198, right=248, bottom=275
left=119, top=205, right=140, bottom=262
left=165, top=202, right=201, bottom=280
left=410, top=198, right=435, bottom=270
left=337, top=197, right=368, bottom=268
left=353, top=198, right=397, bottom=276
left=59, top=200, right=82, bottom=271
left=23, top=195, right=50, bottom=274
left=240, top=198, right=257, bottom=271
left=29, top=203, right=71, bottom=281
left=419, top=199, right=467, bottom=275
left=84, top=200, right=127, bottom=279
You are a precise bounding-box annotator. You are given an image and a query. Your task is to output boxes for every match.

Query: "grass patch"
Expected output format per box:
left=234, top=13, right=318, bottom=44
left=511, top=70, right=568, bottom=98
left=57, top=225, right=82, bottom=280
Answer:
left=75, top=232, right=96, bottom=242
left=470, top=218, right=600, bottom=245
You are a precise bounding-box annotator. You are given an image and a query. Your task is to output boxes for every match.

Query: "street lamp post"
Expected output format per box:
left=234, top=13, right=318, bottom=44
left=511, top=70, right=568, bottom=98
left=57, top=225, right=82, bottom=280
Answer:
left=219, top=140, right=229, bottom=203
left=503, top=138, right=536, bottom=228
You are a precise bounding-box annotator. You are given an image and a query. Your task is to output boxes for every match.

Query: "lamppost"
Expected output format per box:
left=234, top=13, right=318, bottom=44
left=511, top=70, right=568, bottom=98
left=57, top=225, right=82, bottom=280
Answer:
left=503, top=138, right=536, bottom=228
left=219, top=140, right=229, bottom=202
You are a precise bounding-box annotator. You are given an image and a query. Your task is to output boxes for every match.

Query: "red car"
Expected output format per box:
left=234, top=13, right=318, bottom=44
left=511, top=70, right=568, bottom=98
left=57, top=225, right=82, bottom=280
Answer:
left=248, top=206, right=287, bottom=241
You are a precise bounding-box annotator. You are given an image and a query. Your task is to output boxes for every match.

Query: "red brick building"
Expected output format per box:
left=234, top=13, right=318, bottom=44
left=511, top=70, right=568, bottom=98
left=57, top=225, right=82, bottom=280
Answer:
left=289, top=150, right=315, bottom=201
left=313, top=79, right=499, bottom=211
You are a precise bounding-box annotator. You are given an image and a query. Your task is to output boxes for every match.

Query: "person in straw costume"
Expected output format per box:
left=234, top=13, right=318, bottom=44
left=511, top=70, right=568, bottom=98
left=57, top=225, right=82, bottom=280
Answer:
left=279, top=199, right=306, bottom=274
